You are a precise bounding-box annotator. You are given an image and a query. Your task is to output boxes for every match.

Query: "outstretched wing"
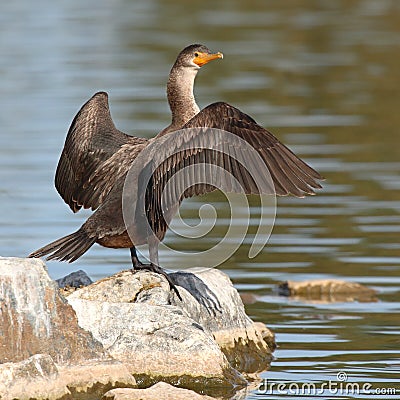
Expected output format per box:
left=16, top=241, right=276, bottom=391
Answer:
left=55, top=92, right=145, bottom=212
left=144, top=102, right=323, bottom=234
left=183, top=102, right=322, bottom=196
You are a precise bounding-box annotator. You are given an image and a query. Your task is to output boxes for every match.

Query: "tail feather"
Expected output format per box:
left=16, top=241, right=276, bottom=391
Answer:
left=28, top=228, right=96, bottom=263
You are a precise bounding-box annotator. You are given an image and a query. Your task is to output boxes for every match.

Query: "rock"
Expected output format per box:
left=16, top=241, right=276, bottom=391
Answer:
left=170, top=268, right=275, bottom=373
left=239, top=292, right=259, bottom=305
left=0, top=257, right=105, bottom=364
left=278, top=279, right=377, bottom=303
left=56, top=269, right=93, bottom=288
left=67, top=271, right=244, bottom=388
left=102, top=382, right=215, bottom=400
left=0, top=354, right=136, bottom=400
left=67, top=267, right=274, bottom=387
left=56, top=360, right=136, bottom=396
left=0, top=257, right=274, bottom=399
left=0, top=354, right=66, bottom=400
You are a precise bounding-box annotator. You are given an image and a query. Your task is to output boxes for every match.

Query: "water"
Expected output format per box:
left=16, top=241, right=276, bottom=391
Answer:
left=1, top=1, right=399, bottom=398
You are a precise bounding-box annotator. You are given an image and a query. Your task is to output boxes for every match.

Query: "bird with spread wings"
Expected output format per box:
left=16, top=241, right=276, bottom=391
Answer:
left=29, top=44, right=322, bottom=298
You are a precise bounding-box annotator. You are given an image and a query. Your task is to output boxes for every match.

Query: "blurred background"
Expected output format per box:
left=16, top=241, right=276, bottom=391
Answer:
left=1, top=0, right=399, bottom=398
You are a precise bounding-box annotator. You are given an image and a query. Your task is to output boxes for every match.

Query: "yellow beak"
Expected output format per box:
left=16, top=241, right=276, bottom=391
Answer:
left=193, top=51, right=223, bottom=67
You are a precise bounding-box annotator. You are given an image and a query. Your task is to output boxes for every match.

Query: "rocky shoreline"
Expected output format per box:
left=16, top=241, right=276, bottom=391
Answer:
left=0, top=257, right=275, bottom=400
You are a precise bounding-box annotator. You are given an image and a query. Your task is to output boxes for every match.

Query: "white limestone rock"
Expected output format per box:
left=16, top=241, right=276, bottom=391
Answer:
left=0, top=257, right=105, bottom=364
left=102, top=382, right=215, bottom=400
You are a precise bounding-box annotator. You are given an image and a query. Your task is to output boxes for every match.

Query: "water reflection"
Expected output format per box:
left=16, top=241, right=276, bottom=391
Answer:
left=1, top=0, right=400, bottom=399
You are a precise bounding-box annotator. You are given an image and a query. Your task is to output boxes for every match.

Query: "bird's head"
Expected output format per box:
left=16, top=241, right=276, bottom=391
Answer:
left=174, top=44, right=223, bottom=70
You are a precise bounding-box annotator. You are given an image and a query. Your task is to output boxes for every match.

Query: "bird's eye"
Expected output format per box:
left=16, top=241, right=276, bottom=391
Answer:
left=194, top=52, right=199, bottom=57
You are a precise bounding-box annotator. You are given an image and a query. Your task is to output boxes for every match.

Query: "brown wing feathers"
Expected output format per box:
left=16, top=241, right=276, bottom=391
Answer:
left=54, top=94, right=321, bottom=238
left=186, top=102, right=322, bottom=195
left=142, top=102, right=322, bottom=233
left=55, top=92, right=135, bottom=212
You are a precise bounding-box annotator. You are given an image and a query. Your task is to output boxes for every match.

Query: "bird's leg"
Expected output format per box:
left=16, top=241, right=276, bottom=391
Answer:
left=129, top=245, right=182, bottom=301
left=148, top=236, right=182, bottom=300
left=130, top=247, right=143, bottom=269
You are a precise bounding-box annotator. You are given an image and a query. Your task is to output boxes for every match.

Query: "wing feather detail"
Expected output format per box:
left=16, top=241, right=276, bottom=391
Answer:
left=55, top=92, right=147, bottom=212
left=142, top=102, right=323, bottom=235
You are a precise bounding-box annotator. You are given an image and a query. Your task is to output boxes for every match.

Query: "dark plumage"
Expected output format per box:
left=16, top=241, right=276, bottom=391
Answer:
left=29, top=44, right=323, bottom=297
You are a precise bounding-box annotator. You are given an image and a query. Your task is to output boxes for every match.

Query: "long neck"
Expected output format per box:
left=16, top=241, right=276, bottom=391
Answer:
left=160, top=65, right=200, bottom=135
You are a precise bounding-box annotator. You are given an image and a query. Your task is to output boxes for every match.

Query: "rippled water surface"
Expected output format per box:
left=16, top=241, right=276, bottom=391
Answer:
left=1, top=1, right=399, bottom=398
